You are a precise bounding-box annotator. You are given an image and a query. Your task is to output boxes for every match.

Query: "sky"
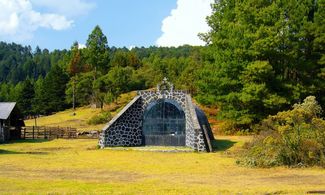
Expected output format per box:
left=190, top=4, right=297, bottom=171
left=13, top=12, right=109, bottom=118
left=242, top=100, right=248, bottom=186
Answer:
left=0, top=0, right=214, bottom=51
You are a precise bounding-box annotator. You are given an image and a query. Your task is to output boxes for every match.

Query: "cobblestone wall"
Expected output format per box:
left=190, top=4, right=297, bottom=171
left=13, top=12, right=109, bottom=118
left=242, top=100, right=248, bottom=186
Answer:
left=99, top=97, right=143, bottom=147
left=185, top=95, right=207, bottom=151
left=99, top=86, right=212, bottom=152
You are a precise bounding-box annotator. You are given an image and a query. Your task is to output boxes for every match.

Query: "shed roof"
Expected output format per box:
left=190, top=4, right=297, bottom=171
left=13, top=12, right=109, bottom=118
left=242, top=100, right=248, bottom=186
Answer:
left=0, top=102, right=16, bottom=120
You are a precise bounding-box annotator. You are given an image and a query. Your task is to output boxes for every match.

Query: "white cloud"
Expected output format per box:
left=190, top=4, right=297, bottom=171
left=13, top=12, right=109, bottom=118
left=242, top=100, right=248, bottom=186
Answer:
left=30, top=0, right=96, bottom=17
left=156, top=0, right=213, bottom=47
left=129, top=45, right=136, bottom=50
left=0, top=0, right=73, bottom=41
left=78, top=43, right=86, bottom=49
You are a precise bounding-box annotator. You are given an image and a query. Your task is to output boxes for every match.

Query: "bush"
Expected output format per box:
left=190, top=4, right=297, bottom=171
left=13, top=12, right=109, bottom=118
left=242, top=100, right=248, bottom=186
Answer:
left=218, top=120, right=238, bottom=135
left=87, top=111, right=112, bottom=125
left=238, top=96, right=325, bottom=167
left=218, top=120, right=253, bottom=135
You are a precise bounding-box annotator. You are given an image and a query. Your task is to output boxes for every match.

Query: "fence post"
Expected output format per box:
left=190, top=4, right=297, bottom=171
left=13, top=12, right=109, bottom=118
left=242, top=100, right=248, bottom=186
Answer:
left=24, top=127, right=26, bottom=139
left=37, top=126, right=39, bottom=139
left=32, top=126, right=35, bottom=139
left=44, top=127, right=46, bottom=139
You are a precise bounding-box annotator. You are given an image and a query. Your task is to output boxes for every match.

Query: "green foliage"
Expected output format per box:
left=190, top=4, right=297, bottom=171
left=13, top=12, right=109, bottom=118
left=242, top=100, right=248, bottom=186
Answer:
left=95, top=66, right=134, bottom=105
left=0, top=28, right=205, bottom=118
left=83, top=25, right=111, bottom=107
left=1, top=8, right=324, bottom=132
left=66, top=65, right=136, bottom=108
left=42, top=65, right=69, bottom=114
left=197, top=0, right=325, bottom=130
left=137, top=47, right=204, bottom=90
left=67, top=41, right=85, bottom=75
left=0, top=42, right=66, bottom=83
left=239, top=96, right=325, bottom=167
left=110, top=50, right=141, bottom=69
left=87, top=111, right=112, bottom=125
left=32, top=76, right=46, bottom=114
left=218, top=120, right=239, bottom=135
left=85, top=25, right=110, bottom=73
left=15, top=79, right=35, bottom=116
left=66, top=73, right=90, bottom=107
left=0, top=42, right=71, bottom=116
left=0, top=83, right=14, bottom=102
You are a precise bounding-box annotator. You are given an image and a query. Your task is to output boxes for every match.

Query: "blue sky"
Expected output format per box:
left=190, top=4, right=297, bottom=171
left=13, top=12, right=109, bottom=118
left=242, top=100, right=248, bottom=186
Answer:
left=0, top=0, right=213, bottom=51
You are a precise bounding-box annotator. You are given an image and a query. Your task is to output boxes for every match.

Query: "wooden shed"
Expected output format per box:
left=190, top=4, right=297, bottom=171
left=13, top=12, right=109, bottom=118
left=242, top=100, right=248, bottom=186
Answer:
left=0, top=102, right=25, bottom=143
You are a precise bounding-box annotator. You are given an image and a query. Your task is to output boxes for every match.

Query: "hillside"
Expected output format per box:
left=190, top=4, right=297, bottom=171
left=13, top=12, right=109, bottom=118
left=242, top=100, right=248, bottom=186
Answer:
left=25, top=91, right=137, bottom=131
left=25, top=90, right=219, bottom=133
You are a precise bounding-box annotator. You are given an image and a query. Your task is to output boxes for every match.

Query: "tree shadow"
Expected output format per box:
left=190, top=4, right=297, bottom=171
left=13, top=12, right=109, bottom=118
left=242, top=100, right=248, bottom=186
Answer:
left=7, top=139, right=49, bottom=144
left=0, top=139, right=50, bottom=155
left=0, top=149, right=24, bottom=154
left=0, top=149, right=48, bottom=155
left=211, top=138, right=237, bottom=152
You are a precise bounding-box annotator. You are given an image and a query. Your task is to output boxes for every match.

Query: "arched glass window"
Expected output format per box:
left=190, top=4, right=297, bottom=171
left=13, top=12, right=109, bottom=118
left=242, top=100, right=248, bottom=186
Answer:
left=142, top=99, right=185, bottom=146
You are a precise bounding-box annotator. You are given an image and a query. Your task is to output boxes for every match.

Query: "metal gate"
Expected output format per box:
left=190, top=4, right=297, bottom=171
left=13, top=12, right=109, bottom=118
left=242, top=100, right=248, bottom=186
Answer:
left=142, top=99, right=185, bottom=146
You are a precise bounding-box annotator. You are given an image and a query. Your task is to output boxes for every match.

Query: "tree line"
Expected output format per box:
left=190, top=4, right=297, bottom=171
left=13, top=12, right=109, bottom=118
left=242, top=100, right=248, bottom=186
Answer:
left=197, top=0, right=324, bottom=132
left=0, top=26, right=202, bottom=116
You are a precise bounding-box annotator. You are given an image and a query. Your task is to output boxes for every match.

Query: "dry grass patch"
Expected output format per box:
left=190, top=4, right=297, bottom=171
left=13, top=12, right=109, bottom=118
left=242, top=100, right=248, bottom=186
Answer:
left=24, top=106, right=103, bottom=131
left=24, top=91, right=137, bottom=131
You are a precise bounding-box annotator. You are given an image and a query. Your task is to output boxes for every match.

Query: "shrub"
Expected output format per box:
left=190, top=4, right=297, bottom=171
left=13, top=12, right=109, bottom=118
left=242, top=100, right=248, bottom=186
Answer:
left=218, top=120, right=238, bottom=135
left=218, top=120, right=253, bottom=135
left=87, top=111, right=112, bottom=125
left=238, top=96, right=325, bottom=167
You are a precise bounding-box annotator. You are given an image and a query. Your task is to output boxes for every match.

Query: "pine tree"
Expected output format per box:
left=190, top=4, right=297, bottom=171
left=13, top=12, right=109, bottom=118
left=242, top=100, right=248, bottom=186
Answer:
left=32, top=76, right=46, bottom=115
left=85, top=25, right=110, bottom=107
left=198, top=0, right=325, bottom=129
left=15, top=79, right=35, bottom=116
left=85, top=25, right=109, bottom=74
left=42, top=65, right=69, bottom=114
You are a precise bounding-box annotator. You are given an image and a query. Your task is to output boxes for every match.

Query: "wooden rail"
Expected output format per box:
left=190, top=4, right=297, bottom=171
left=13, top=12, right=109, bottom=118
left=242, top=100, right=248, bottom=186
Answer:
left=22, top=126, right=77, bottom=140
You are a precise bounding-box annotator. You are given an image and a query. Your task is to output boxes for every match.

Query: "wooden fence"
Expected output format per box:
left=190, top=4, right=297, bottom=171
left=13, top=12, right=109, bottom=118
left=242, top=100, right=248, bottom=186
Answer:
left=21, top=126, right=77, bottom=140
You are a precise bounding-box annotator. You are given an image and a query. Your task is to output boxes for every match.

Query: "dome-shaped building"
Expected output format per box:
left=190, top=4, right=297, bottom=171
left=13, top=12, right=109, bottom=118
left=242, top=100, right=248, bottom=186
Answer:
left=99, top=78, right=214, bottom=152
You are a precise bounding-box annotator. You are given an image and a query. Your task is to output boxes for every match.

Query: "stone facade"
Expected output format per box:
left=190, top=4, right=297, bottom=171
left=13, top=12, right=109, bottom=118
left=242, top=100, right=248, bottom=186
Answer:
left=99, top=96, right=143, bottom=147
left=99, top=79, right=213, bottom=152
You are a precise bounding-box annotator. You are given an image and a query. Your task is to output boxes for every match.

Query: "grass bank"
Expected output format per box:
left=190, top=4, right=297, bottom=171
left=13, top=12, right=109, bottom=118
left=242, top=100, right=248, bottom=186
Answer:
left=24, top=91, right=137, bottom=131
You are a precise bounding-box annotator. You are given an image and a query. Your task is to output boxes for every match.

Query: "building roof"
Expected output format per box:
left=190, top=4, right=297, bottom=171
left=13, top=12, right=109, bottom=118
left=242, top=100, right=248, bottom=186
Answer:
left=0, top=102, right=16, bottom=120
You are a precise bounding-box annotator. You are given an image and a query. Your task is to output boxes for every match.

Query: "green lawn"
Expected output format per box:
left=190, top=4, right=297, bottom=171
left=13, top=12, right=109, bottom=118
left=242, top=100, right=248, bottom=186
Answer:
left=0, top=136, right=324, bottom=194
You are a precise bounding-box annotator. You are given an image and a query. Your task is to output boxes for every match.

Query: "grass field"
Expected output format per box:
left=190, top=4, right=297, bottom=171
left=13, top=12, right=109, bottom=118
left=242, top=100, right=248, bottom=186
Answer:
left=0, top=136, right=324, bottom=194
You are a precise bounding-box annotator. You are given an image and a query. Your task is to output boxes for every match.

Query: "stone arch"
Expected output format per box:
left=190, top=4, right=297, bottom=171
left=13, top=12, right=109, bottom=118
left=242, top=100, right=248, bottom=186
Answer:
left=142, top=98, right=186, bottom=146
left=99, top=78, right=214, bottom=152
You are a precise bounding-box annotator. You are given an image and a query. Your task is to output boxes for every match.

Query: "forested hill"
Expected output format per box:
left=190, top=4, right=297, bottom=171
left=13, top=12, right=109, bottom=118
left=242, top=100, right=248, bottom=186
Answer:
left=0, top=41, right=198, bottom=84
left=0, top=36, right=204, bottom=117
left=0, top=42, right=67, bottom=83
left=0, top=0, right=324, bottom=134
